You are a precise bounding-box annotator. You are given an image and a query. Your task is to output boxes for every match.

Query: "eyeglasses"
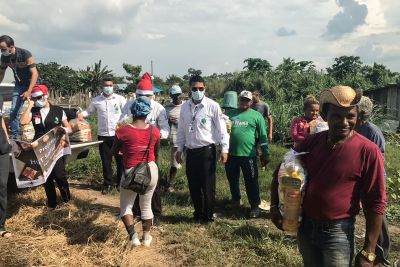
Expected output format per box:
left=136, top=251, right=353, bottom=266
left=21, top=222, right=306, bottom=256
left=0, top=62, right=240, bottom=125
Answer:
left=31, top=95, right=44, bottom=101
left=191, top=86, right=205, bottom=92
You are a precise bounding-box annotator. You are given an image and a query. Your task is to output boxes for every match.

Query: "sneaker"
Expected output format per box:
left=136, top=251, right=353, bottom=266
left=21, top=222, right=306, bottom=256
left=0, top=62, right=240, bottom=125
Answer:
left=142, top=234, right=153, bottom=247
left=249, top=207, right=260, bottom=218
left=130, top=234, right=141, bottom=247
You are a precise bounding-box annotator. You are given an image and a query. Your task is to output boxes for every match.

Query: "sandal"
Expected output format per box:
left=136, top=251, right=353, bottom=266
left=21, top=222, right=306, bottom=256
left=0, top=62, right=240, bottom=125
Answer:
left=0, top=231, right=12, bottom=238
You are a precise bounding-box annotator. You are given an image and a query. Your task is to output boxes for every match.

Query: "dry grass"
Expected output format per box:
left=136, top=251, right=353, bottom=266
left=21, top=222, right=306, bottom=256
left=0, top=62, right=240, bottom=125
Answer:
left=0, top=186, right=167, bottom=267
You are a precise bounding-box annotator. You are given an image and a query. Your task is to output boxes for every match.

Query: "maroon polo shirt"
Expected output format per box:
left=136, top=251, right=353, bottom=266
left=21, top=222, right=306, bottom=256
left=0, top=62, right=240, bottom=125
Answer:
left=295, top=131, right=386, bottom=221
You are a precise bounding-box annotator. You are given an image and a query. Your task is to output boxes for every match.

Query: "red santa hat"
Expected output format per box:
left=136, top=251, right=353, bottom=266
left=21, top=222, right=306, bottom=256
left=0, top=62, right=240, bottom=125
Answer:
left=136, top=72, right=153, bottom=96
left=31, top=84, right=49, bottom=98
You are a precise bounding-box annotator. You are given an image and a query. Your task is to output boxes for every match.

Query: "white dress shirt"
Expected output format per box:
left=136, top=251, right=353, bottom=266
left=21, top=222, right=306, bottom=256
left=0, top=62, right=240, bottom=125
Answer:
left=120, top=99, right=170, bottom=139
left=82, top=93, right=126, bottom=137
left=176, top=97, right=229, bottom=153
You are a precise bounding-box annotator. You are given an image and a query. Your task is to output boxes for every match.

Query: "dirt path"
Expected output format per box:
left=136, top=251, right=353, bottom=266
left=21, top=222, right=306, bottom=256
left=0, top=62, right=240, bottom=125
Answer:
left=69, top=183, right=169, bottom=267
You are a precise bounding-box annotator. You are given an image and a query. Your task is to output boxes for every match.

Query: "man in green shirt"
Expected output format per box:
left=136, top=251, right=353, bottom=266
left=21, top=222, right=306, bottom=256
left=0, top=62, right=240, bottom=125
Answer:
left=225, top=90, right=270, bottom=218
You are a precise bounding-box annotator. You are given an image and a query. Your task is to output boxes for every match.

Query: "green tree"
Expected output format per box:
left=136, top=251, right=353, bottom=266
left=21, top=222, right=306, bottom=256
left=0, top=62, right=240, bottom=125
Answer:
left=122, top=63, right=142, bottom=92
left=183, top=68, right=202, bottom=80
left=327, top=56, right=363, bottom=82
left=78, top=60, right=113, bottom=94
left=243, top=58, right=272, bottom=74
left=37, top=62, right=78, bottom=96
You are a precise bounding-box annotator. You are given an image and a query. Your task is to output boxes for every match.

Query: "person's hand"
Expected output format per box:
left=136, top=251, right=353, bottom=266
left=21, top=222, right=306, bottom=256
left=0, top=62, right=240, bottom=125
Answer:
left=169, top=118, right=178, bottom=125
left=260, top=155, right=270, bottom=167
left=270, top=206, right=284, bottom=230
left=354, top=252, right=374, bottom=267
left=77, top=112, right=84, bottom=121
left=27, top=98, right=35, bottom=107
left=21, top=90, right=31, bottom=100
left=220, top=152, right=228, bottom=163
left=175, top=151, right=183, bottom=164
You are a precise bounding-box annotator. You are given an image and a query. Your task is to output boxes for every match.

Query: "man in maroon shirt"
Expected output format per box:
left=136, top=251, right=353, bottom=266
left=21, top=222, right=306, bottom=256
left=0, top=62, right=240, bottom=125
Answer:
left=270, top=86, right=386, bottom=267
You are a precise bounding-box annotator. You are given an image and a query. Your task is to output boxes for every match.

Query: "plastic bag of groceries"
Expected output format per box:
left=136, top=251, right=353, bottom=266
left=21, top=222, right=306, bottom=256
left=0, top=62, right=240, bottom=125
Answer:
left=277, top=149, right=308, bottom=233
left=308, top=117, right=329, bottom=134
left=69, top=118, right=92, bottom=142
left=20, top=122, right=35, bottom=142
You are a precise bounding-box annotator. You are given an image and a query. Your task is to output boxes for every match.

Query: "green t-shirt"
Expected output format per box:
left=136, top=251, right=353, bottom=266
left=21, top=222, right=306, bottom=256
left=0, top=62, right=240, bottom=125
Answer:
left=226, top=108, right=269, bottom=157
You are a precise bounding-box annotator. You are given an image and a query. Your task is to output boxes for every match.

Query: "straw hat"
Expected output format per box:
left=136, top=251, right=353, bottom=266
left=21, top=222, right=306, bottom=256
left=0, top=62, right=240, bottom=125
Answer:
left=319, top=86, right=362, bottom=108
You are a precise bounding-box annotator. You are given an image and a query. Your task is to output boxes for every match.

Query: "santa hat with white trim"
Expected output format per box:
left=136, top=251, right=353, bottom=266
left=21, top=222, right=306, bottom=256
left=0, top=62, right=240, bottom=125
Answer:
left=136, top=72, right=153, bottom=96
left=31, top=84, right=49, bottom=98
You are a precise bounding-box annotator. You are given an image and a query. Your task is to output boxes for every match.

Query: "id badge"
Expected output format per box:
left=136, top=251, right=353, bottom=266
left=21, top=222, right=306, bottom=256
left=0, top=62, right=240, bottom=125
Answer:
left=35, top=118, right=41, bottom=125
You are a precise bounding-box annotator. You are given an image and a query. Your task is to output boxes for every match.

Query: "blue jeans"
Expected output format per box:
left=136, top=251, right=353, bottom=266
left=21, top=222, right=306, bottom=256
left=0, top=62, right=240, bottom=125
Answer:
left=10, top=84, right=28, bottom=139
left=298, top=216, right=355, bottom=267
left=225, top=155, right=260, bottom=208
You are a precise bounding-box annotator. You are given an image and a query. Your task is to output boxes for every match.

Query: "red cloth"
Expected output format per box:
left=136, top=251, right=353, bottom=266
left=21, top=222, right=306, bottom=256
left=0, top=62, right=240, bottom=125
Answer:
left=31, top=84, right=49, bottom=97
left=295, top=131, right=386, bottom=221
left=115, top=124, right=160, bottom=169
left=290, top=116, right=310, bottom=145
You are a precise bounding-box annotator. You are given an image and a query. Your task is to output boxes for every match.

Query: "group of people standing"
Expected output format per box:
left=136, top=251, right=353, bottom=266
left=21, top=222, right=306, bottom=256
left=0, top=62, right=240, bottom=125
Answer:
left=0, top=35, right=396, bottom=266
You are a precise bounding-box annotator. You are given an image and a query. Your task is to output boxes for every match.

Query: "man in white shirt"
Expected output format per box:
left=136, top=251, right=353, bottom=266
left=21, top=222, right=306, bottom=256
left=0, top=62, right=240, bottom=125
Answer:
left=176, top=75, right=229, bottom=223
left=120, top=72, right=170, bottom=224
left=79, top=77, right=126, bottom=194
left=164, top=84, right=184, bottom=192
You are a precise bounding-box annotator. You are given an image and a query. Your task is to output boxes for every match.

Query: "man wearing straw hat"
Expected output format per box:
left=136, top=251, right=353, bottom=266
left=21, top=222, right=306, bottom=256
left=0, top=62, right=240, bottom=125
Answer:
left=270, top=86, right=386, bottom=267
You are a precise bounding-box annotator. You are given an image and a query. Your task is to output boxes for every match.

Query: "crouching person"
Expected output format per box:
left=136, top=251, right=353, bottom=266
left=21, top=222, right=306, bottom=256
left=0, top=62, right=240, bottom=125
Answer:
left=20, top=85, right=72, bottom=208
left=112, top=96, right=160, bottom=247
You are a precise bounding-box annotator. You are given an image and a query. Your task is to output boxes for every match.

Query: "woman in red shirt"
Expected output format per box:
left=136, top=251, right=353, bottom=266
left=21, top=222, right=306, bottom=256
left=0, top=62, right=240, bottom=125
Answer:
left=113, top=96, right=160, bottom=247
left=290, top=95, right=321, bottom=147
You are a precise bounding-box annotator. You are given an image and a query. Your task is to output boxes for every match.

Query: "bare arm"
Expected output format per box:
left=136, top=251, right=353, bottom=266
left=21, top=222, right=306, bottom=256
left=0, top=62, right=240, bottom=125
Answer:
left=62, top=119, right=72, bottom=134
left=1, top=117, right=9, bottom=142
left=267, top=115, right=273, bottom=141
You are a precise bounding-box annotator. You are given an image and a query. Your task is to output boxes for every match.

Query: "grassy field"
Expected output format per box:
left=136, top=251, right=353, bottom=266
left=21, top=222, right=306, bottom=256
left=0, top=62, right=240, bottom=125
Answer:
left=1, top=140, right=399, bottom=266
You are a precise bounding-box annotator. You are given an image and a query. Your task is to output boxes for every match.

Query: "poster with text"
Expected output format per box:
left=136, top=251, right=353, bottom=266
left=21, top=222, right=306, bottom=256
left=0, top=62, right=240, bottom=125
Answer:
left=12, top=126, right=71, bottom=188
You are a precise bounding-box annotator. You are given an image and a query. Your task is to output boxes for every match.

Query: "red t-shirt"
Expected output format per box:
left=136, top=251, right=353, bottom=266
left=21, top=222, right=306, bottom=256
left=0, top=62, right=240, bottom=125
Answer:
left=115, top=124, right=160, bottom=169
left=295, top=131, right=386, bottom=221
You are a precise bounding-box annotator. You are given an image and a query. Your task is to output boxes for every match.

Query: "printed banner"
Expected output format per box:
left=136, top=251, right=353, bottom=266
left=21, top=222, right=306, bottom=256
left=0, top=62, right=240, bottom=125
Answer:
left=11, top=126, right=71, bottom=188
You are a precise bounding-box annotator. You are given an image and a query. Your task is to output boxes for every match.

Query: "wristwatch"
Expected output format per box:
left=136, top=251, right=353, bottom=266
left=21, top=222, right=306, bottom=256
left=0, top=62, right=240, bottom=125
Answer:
left=360, top=250, right=376, bottom=262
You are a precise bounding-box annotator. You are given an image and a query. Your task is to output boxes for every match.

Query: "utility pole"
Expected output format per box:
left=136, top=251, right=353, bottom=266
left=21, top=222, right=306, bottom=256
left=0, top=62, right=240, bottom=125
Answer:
left=151, top=60, right=154, bottom=75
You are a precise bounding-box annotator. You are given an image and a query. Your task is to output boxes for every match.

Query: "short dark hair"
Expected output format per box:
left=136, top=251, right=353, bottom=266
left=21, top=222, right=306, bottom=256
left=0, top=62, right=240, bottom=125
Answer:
left=102, top=77, right=113, bottom=83
left=189, top=75, right=204, bottom=86
left=0, top=35, right=14, bottom=47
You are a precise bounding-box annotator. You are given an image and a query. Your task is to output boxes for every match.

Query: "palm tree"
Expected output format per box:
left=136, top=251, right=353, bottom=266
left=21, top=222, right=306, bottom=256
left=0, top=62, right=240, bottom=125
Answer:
left=78, top=60, right=113, bottom=94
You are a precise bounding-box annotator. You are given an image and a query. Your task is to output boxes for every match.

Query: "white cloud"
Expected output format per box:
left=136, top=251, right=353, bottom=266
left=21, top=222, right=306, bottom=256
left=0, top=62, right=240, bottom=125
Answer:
left=0, top=14, right=29, bottom=32
left=0, top=0, right=399, bottom=82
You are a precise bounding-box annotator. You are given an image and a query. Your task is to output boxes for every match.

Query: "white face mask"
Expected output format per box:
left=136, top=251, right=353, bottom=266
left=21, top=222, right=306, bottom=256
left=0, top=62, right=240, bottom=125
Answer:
left=34, top=99, right=46, bottom=108
left=191, top=90, right=204, bottom=101
left=1, top=49, right=11, bottom=57
left=103, top=86, right=113, bottom=95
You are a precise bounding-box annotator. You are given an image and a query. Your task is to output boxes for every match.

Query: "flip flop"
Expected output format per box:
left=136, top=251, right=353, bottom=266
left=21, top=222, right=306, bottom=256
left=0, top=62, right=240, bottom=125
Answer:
left=0, top=231, right=12, bottom=238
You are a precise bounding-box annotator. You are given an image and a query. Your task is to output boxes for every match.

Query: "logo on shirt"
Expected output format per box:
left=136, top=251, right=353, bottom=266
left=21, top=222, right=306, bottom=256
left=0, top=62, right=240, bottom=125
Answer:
left=54, top=117, right=59, bottom=124
left=232, top=120, right=248, bottom=127
left=200, top=118, right=207, bottom=125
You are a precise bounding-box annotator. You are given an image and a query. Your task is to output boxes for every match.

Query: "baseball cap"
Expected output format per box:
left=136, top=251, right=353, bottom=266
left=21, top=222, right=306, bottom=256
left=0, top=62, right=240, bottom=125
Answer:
left=239, top=90, right=253, bottom=100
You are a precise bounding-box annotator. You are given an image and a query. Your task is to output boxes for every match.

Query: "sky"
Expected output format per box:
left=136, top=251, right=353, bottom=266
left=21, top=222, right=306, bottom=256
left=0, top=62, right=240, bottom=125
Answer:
left=1, top=0, right=400, bottom=82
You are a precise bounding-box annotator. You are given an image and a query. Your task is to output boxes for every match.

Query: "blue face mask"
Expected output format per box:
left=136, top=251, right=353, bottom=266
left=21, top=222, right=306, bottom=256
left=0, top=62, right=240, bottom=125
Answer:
left=34, top=99, right=46, bottom=108
left=191, top=90, right=204, bottom=101
left=103, top=86, right=113, bottom=95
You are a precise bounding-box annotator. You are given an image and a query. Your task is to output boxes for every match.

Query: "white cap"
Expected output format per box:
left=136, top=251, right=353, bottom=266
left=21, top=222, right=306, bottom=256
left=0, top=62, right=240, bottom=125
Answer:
left=170, top=84, right=182, bottom=95
left=240, top=90, right=252, bottom=100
